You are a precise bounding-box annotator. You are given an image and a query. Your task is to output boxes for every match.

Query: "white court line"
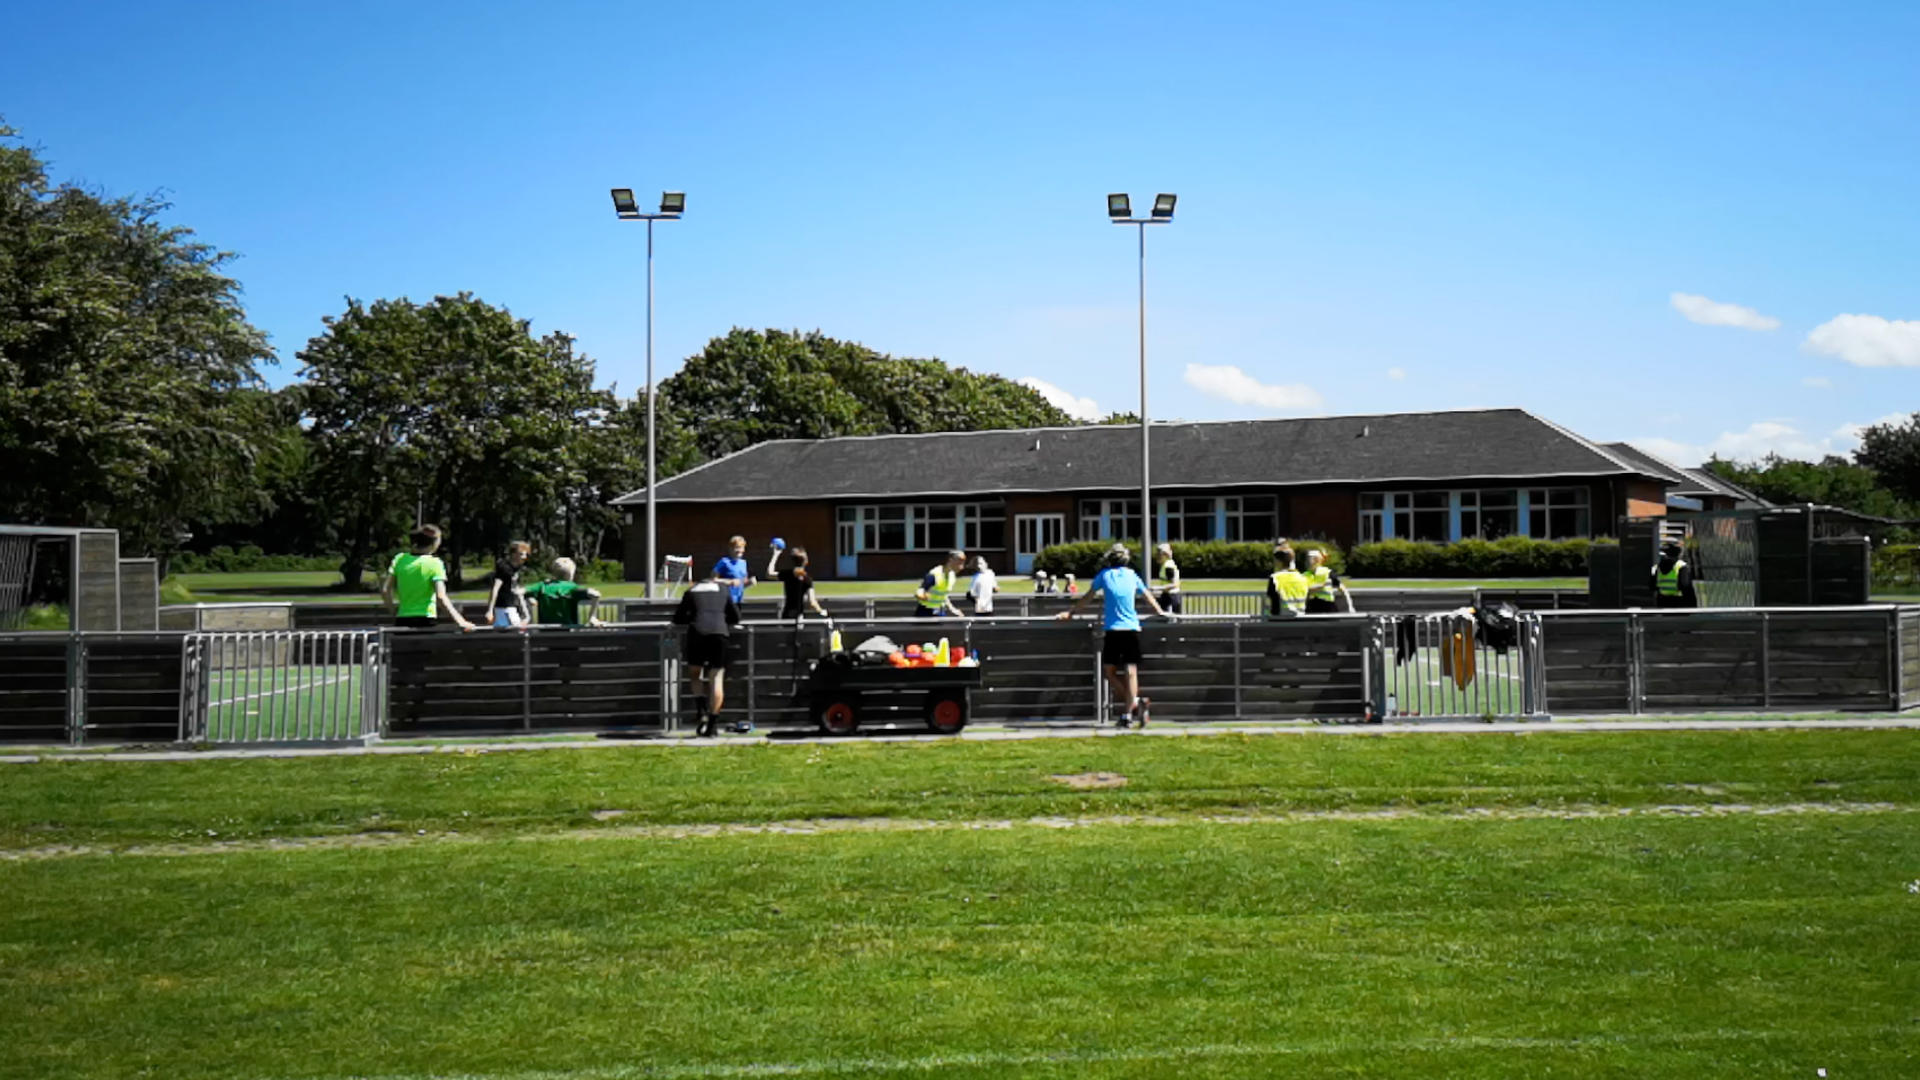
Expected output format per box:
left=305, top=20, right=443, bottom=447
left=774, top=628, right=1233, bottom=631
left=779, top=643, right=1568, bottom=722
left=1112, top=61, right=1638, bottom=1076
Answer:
left=209, top=671, right=353, bottom=710
left=298, top=1024, right=1898, bottom=1079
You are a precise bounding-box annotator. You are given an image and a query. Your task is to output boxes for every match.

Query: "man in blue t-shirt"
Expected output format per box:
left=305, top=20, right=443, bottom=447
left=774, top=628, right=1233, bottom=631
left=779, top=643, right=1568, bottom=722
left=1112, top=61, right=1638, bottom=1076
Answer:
left=1056, top=544, right=1172, bottom=728
left=712, top=535, right=754, bottom=605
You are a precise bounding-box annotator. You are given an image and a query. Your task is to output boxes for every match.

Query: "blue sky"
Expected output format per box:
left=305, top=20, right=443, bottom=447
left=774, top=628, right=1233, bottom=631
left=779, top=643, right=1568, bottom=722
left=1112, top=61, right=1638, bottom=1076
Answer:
left=6, top=0, right=1917, bottom=466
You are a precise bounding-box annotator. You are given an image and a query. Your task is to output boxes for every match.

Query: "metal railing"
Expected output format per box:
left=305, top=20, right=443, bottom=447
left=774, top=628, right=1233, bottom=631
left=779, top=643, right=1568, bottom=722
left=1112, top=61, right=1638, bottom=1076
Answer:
left=181, top=630, right=383, bottom=745
left=1372, top=612, right=1546, bottom=721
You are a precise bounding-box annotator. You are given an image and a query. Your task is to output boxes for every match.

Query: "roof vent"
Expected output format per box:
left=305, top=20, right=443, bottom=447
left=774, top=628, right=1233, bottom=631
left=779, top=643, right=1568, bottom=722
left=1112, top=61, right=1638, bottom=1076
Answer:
left=1031, top=439, right=1041, bottom=452
left=1358, top=425, right=1370, bottom=438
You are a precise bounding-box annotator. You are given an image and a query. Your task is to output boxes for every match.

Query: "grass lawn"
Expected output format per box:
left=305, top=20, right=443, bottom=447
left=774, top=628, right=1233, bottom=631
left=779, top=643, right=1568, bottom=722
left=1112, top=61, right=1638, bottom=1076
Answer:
left=3, top=730, right=1919, bottom=1078
left=165, top=570, right=1588, bottom=605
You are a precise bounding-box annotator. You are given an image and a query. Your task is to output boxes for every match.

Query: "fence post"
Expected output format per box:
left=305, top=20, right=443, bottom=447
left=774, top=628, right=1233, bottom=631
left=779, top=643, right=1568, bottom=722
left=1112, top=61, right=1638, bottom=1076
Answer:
left=1092, top=628, right=1107, bottom=723
left=1889, top=609, right=1902, bottom=713
left=367, top=631, right=387, bottom=739
left=1896, top=611, right=1908, bottom=712
left=65, top=633, right=86, bottom=747
left=1628, top=612, right=1644, bottom=716
left=521, top=630, right=533, bottom=732
left=1231, top=621, right=1243, bottom=721
left=178, top=635, right=200, bottom=743
left=1760, top=611, right=1772, bottom=710
left=746, top=629, right=757, bottom=729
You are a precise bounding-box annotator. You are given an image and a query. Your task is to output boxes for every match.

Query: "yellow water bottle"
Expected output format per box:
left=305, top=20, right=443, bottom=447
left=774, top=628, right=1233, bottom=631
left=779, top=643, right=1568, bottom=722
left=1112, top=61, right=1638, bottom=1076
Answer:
left=830, top=627, right=844, bottom=652
left=937, top=637, right=951, bottom=666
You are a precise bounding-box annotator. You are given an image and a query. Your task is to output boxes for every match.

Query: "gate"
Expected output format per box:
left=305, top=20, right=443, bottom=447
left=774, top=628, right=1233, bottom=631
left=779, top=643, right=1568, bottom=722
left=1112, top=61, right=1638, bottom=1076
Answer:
left=181, top=630, right=383, bottom=744
left=1371, top=612, right=1546, bottom=721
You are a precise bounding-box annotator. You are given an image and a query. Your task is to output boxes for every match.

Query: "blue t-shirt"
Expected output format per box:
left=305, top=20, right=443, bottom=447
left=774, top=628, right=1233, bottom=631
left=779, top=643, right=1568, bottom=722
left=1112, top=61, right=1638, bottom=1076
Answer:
left=1093, top=566, right=1146, bottom=631
left=714, top=556, right=750, bottom=603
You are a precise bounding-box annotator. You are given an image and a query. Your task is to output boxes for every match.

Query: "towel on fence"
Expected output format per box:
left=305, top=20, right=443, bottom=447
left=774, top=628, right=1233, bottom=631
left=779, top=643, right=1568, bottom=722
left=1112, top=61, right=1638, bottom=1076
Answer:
left=1449, top=620, right=1476, bottom=690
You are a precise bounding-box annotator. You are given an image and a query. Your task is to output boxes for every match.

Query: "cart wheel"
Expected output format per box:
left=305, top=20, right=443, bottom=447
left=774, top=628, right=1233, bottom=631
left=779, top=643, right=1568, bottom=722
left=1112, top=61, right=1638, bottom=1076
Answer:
left=816, top=695, right=860, bottom=735
left=924, top=693, right=968, bottom=735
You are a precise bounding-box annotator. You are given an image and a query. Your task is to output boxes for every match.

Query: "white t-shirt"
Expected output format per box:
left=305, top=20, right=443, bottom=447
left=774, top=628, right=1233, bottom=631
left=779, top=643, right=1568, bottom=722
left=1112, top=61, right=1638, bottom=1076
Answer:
left=967, top=568, right=998, bottom=612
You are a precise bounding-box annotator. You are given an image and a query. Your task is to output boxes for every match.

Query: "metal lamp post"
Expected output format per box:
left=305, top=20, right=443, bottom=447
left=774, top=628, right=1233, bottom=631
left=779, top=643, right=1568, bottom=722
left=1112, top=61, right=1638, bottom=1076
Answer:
left=610, top=188, right=685, bottom=599
left=1107, top=193, right=1176, bottom=551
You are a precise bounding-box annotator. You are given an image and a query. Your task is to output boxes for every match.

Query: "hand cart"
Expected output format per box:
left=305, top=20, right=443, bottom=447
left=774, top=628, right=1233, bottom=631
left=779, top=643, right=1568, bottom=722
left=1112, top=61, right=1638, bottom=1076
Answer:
left=805, top=661, right=984, bottom=735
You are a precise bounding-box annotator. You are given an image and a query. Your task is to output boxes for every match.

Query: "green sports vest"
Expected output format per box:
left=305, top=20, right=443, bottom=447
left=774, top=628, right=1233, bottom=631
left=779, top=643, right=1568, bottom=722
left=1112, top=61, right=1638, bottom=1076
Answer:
left=1306, top=565, right=1336, bottom=602
left=1656, top=560, right=1686, bottom=597
left=920, top=566, right=959, bottom=611
left=1270, top=569, right=1309, bottom=615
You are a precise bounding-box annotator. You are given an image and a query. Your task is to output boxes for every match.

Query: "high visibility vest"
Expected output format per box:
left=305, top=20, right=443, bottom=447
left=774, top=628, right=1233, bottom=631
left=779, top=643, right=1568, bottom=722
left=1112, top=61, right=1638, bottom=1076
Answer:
left=1270, top=569, right=1309, bottom=615
left=1306, top=565, right=1336, bottom=602
left=1159, top=561, right=1179, bottom=589
left=1656, top=559, right=1686, bottom=597
left=920, top=566, right=959, bottom=610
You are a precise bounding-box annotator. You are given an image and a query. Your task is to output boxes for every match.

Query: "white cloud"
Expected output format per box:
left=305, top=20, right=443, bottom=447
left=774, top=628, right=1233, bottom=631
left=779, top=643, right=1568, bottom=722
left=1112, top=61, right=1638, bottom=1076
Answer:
left=1628, top=413, right=1904, bottom=467
left=1017, top=376, right=1102, bottom=421
left=1801, top=376, right=1832, bottom=389
left=1386, top=367, right=1407, bottom=381
left=1182, top=363, right=1323, bottom=411
left=1670, top=292, right=1781, bottom=331
left=1803, top=313, right=1920, bottom=367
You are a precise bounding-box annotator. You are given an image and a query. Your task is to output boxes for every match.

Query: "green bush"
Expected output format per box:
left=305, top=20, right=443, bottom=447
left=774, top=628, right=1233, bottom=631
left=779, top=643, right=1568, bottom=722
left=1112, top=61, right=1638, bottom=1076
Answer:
left=1345, top=536, right=1609, bottom=578
left=1873, top=544, right=1920, bottom=593
left=1033, top=540, right=1343, bottom=579
left=171, top=547, right=355, bottom=574
left=579, top=559, right=624, bottom=584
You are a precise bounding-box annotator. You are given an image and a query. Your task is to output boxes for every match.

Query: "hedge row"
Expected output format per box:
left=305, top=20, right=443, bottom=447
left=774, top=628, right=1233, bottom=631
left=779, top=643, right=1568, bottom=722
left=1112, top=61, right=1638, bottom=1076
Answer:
left=1872, top=544, right=1920, bottom=592
left=170, top=547, right=360, bottom=574
left=1033, top=540, right=1343, bottom=579
left=1345, top=537, right=1609, bottom=578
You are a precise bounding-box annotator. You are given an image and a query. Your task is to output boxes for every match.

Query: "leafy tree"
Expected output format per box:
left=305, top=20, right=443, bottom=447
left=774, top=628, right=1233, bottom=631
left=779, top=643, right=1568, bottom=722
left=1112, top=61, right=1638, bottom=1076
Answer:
left=660, top=329, right=1075, bottom=464
left=299, top=294, right=614, bottom=587
left=0, top=120, right=274, bottom=556
left=1855, top=412, right=1920, bottom=510
left=1704, top=454, right=1918, bottom=521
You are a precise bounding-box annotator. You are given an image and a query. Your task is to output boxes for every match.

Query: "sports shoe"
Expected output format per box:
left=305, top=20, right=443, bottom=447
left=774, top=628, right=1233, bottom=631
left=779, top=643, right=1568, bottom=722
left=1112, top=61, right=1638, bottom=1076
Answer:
left=730, top=721, right=755, bottom=734
left=1133, top=698, right=1151, bottom=729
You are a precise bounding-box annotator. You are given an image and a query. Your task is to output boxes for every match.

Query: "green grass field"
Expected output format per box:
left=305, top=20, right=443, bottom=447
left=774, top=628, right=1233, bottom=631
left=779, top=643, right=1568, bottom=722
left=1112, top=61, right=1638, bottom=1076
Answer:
left=3, top=730, right=1918, bottom=1078
left=201, top=663, right=368, bottom=742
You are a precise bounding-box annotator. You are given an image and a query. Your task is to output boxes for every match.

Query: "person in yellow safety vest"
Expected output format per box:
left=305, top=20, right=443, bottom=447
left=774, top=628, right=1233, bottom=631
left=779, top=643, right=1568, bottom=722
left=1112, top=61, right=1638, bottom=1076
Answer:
left=1651, top=540, right=1696, bottom=608
left=1266, top=545, right=1310, bottom=617
left=916, top=548, right=969, bottom=618
left=1302, top=547, right=1351, bottom=614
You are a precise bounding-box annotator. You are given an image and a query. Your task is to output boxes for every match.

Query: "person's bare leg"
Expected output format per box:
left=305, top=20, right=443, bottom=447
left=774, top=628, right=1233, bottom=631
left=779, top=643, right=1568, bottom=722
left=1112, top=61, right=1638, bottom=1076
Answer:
left=1124, top=664, right=1147, bottom=726
left=687, top=666, right=710, bottom=735
left=709, top=670, right=725, bottom=716
left=1103, top=665, right=1129, bottom=725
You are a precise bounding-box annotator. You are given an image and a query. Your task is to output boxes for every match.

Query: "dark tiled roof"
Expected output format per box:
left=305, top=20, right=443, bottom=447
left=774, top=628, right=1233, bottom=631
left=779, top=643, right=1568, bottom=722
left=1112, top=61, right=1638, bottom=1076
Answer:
left=618, top=409, right=1664, bottom=504
left=1600, top=442, right=1685, bottom=484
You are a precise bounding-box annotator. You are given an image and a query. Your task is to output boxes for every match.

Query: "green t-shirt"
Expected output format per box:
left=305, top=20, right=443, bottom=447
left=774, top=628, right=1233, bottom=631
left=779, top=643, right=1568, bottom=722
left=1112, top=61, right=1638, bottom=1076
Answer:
left=529, top=579, right=591, bottom=626
left=388, top=552, right=447, bottom=618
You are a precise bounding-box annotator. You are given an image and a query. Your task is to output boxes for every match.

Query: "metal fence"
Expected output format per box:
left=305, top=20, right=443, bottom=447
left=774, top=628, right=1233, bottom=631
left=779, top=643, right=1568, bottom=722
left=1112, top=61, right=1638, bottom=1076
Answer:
left=181, top=630, right=384, bottom=744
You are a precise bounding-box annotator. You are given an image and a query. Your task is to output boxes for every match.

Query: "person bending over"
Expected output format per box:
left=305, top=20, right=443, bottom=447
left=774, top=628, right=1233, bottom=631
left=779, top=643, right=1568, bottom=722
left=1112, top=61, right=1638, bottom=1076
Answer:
left=673, top=569, right=744, bottom=737
left=1056, top=544, right=1171, bottom=728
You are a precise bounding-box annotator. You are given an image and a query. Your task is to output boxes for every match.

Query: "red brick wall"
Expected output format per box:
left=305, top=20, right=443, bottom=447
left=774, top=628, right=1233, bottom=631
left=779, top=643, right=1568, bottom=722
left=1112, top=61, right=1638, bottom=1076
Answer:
left=626, top=502, right=834, bottom=583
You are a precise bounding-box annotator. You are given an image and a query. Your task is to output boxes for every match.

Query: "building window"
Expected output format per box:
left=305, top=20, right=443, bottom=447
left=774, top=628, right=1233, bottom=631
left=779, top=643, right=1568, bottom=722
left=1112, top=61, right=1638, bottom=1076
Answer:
left=1078, top=498, right=1141, bottom=541
left=962, top=504, right=1006, bottom=550
left=1410, top=491, right=1449, bottom=542
left=1460, top=489, right=1519, bottom=540
left=1158, top=497, right=1218, bottom=542
left=1224, top=495, right=1277, bottom=542
left=1359, top=493, right=1385, bottom=543
left=1528, top=487, right=1590, bottom=539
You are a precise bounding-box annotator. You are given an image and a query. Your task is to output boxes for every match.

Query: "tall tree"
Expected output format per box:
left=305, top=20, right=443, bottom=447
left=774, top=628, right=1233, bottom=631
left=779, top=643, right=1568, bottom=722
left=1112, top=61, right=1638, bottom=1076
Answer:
left=660, top=328, right=1075, bottom=463
left=299, top=294, right=613, bottom=587
left=0, top=120, right=274, bottom=555
left=1705, top=454, right=1918, bottom=520
left=1854, top=412, right=1920, bottom=510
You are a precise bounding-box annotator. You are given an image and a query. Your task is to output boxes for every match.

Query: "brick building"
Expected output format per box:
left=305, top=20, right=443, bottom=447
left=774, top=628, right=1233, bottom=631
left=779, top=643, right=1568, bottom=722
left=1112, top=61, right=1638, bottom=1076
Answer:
left=614, top=408, right=1676, bottom=582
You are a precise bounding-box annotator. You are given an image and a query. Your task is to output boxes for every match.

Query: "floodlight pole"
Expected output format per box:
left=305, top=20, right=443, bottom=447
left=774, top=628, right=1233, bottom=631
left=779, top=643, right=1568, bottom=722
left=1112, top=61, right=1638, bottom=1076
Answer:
left=645, top=217, right=657, bottom=601
left=1112, top=211, right=1171, bottom=551
left=613, top=195, right=682, bottom=599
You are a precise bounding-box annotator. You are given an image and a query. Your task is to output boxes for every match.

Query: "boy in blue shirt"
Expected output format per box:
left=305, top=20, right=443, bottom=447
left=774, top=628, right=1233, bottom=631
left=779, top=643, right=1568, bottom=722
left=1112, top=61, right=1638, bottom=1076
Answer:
left=1056, top=544, right=1173, bottom=727
left=712, top=535, right=754, bottom=605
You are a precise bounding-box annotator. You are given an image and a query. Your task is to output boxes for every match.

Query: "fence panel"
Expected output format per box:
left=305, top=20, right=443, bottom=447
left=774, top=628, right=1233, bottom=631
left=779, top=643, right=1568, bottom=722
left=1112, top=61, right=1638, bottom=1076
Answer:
left=82, top=634, right=184, bottom=743
left=386, top=626, right=670, bottom=737
left=1901, top=608, right=1920, bottom=710
left=1638, top=612, right=1767, bottom=711
left=0, top=634, right=72, bottom=742
left=184, top=630, right=380, bottom=744
left=1537, top=614, right=1635, bottom=714
left=1762, top=610, right=1892, bottom=709
left=1234, top=617, right=1372, bottom=721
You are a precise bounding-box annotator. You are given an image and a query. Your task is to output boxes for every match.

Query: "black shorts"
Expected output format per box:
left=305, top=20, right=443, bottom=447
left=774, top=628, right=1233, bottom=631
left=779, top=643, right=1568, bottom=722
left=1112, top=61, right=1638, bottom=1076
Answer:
left=1100, top=629, right=1143, bottom=668
left=1159, top=589, right=1183, bottom=614
left=395, top=615, right=437, bottom=630
left=683, top=632, right=730, bottom=670
left=1305, top=597, right=1339, bottom=614
left=914, top=605, right=943, bottom=618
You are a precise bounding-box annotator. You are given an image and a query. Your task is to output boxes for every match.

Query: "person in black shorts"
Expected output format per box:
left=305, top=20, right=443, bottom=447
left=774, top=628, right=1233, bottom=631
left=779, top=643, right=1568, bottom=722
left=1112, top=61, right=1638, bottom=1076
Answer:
left=672, top=570, right=743, bottom=737
left=1055, top=544, right=1172, bottom=727
left=767, top=543, right=828, bottom=621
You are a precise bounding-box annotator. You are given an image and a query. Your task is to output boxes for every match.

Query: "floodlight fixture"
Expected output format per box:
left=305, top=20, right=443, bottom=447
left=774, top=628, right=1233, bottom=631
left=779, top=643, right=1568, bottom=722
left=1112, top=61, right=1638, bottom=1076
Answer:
left=1151, top=193, right=1177, bottom=219
left=659, top=191, right=685, bottom=215
left=1107, top=193, right=1131, bottom=219
left=610, top=188, right=640, bottom=218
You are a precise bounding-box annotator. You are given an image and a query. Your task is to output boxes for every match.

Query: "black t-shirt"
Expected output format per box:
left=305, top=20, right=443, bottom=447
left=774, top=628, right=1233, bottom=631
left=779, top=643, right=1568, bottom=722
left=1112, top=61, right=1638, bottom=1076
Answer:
left=490, top=561, right=523, bottom=608
left=780, top=566, right=812, bottom=616
left=673, top=582, right=740, bottom=636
